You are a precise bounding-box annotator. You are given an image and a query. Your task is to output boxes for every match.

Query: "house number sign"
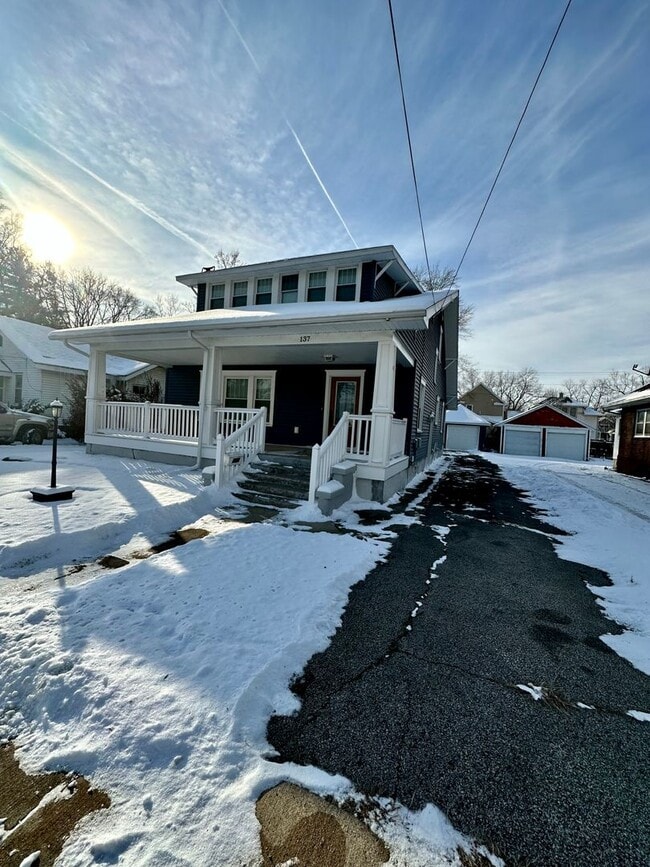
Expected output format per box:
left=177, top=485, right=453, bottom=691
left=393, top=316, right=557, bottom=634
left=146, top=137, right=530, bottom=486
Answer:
left=299, top=335, right=311, bottom=342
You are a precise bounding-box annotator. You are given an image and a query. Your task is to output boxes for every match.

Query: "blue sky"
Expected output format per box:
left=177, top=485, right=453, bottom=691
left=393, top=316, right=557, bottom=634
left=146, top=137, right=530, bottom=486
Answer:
left=1, top=0, right=648, bottom=385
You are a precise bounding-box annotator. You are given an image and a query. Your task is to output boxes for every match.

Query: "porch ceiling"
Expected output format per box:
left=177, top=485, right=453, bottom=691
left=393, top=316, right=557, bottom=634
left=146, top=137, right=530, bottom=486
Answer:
left=100, top=340, right=413, bottom=368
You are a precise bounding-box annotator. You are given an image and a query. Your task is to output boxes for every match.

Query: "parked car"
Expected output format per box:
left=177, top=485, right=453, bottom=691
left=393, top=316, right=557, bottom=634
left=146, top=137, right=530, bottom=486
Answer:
left=0, top=402, right=53, bottom=444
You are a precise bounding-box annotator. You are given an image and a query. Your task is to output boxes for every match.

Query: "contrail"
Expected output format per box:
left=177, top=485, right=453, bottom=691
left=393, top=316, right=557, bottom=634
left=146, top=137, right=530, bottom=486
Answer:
left=216, top=0, right=358, bottom=248
left=0, top=136, right=142, bottom=256
left=0, top=110, right=215, bottom=260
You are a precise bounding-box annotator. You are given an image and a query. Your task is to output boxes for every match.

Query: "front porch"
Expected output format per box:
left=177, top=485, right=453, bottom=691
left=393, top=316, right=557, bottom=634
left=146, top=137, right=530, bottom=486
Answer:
left=83, top=332, right=416, bottom=503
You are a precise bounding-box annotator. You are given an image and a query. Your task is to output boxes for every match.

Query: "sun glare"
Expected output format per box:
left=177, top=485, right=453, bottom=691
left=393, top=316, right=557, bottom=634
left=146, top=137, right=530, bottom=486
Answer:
left=22, top=212, right=75, bottom=264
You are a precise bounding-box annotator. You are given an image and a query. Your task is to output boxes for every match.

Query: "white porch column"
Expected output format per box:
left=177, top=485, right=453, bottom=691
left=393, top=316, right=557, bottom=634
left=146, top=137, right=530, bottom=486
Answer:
left=85, top=348, right=106, bottom=437
left=612, top=415, right=621, bottom=468
left=201, top=346, right=223, bottom=446
left=369, top=337, right=397, bottom=465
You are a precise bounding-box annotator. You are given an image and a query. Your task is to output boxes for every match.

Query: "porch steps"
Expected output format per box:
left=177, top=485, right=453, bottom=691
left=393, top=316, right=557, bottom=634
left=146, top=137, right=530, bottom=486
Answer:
left=232, top=453, right=311, bottom=511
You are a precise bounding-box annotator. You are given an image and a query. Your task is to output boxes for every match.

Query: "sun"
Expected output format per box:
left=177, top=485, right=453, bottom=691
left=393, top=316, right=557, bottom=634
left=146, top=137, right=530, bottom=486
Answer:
left=22, top=212, right=75, bottom=264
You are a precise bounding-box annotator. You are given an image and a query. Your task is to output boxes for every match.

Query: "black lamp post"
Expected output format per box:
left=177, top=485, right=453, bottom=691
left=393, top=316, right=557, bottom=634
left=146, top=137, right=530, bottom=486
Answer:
left=50, top=399, right=63, bottom=488
left=31, top=399, right=75, bottom=502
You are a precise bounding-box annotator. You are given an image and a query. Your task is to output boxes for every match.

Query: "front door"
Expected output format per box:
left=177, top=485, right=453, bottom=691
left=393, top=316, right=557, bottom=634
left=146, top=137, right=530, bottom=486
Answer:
left=327, top=376, right=362, bottom=434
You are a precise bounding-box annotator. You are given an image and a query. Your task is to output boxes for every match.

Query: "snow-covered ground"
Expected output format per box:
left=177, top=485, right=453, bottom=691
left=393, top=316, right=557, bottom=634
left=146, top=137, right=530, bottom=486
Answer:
left=484, top=453, right=650, bottom=675
left=1, top=443, right=477, bottom=866
left=1, top=444, right=647, bottom=865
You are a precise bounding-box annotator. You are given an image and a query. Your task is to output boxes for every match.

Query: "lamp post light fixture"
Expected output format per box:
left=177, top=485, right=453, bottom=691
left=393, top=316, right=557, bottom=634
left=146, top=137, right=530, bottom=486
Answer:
left=31, top=399, right=75, bottom=502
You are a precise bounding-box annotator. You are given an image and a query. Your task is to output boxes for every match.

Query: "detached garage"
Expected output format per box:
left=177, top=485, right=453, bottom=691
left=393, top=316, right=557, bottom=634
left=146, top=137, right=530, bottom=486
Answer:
left=445, top=405, right=488, bottom=451
left=498, top=404, right=590, bottom=461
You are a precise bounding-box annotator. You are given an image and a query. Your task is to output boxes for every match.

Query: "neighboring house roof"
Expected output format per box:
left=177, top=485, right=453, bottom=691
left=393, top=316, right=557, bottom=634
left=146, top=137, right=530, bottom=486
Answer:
left=0, top=315, right=150, bottom=377
left=497, top=402, right=591, bottom=429
left=460, top=382, right=505, bottom=405
left=176, top=244, right=422, bottom=294
left=480, top=414, right=506, bottom=425
left=551, top=397, right=601, bottom=416
left=445, top=405, right=488, bottom=426
left=603, top=383, right=650, bottom=411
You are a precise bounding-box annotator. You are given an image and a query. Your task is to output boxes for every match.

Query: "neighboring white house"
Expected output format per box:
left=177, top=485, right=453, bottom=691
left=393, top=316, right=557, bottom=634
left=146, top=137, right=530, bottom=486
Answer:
left=0, top=316, right=164, bottom=415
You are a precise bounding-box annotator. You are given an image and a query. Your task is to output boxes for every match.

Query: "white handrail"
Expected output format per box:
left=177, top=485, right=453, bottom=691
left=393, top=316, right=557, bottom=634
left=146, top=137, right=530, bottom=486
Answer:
left=309, top=411, right=350, bottom=503
left=213, top=408, right=260, bottom=440
left=214, top=406, right=267, bottom=486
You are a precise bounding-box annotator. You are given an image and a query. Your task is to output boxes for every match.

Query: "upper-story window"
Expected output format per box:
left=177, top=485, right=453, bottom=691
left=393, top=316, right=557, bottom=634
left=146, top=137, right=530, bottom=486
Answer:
left=307, top=270, right=327, bottom=302
left=281, top=274, right=299, bottom=303
left=232, top=280, right=248, bottom=308
left=336, top=267, right=357, bottom=301
left=256, top=277, right=272, bottom=305
left=210, top=283, right=225, bottom=310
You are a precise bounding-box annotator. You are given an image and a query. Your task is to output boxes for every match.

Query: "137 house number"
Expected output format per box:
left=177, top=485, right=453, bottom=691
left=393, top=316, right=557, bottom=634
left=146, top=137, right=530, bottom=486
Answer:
left=299, top=335, right=311, bottom=342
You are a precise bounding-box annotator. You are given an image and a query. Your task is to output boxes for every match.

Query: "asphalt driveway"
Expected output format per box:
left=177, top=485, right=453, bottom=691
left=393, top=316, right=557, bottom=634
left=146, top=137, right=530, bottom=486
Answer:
left=268, top=455, right=650, bottom=866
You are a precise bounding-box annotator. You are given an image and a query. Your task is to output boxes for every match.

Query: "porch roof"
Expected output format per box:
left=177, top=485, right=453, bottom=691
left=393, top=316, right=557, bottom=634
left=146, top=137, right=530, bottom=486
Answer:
left=48, top=292, right=457, bottom=358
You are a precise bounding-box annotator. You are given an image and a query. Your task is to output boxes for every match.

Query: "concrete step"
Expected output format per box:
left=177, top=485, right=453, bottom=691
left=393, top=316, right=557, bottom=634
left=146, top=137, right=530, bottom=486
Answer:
left=257, top=452, right=311, bottom=471
left=233, top=489, right=304, bottom=510
left=239, top=475, right=310, bottom=499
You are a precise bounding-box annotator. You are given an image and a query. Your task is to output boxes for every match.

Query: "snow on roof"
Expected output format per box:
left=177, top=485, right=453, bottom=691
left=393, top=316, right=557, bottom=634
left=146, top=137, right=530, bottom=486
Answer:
left=497, top=402, right=591, bottom=428
left=0, top=316, right=149, bottom=376
left=603, top=383, right=650, bottom=411
left=50, top=291, right=457, bottom=343
left=445, top=405, right=488, bottom=426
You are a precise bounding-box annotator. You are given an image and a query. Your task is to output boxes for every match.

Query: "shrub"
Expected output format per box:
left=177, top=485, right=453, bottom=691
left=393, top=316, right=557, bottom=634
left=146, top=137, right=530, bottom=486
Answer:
left=62, top=375, right=87, bottom=442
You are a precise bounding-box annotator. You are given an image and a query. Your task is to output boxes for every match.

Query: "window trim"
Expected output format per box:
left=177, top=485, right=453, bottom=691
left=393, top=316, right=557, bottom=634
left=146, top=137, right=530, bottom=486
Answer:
left=255, top=277, right=273, bottom=305
left=307, top=270, right=327, bottom=302
left=209, top=283, right=226, bottom=310
left=232, top=280, right=248, bottom=308
left=634, top=408, right=650, bottom=437
left=221, top=370, right=276, bottom=426
left=417, top=377, right=427, bottom=433
left=280, top=273, right=299, bottom=304
left=335, top=266, right=358, bottom=302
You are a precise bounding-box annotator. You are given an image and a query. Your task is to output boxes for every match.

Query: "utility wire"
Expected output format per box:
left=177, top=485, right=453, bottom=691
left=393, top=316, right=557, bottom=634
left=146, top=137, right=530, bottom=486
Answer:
left=454, top=0, right=574, bottom=281
left=387, top=0, right=431, bottom=281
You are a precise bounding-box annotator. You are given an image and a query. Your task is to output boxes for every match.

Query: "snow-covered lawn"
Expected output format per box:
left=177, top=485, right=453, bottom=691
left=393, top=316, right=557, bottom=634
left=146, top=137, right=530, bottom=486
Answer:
left=484, top=453, right=650, bottom=675
left=1, top=444, right=474, bottom=866
left=1, top=445, right=647, bottom=865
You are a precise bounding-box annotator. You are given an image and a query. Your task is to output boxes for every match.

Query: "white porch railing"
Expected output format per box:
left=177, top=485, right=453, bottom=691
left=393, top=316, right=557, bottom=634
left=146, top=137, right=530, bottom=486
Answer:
left=214, top=408, right=260, bottom=440
left=97, top=401, right=200, bottom=440
left=390, top=418, right=408, bottom=459
left=309, top=411, right=350, bottom=503
left=214, top=406, right=267, bottom=486
left=348, top=414, right=372, bottom=459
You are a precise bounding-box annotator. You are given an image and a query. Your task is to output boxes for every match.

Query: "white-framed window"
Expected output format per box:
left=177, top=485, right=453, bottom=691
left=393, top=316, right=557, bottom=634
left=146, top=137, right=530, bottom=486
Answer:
left=281, top=274, right=299, bottom=303
left=14, top=373, right=23, bottom=406
left=222, top=370, right=276, bottom=425
left=435, top=396, right=442, bottom=427
left=417, top=377, right=427, bottom=432
left=307, top=270, right=327, bottom=302
left=635, top=408, right=650, bottom=437
left=336, top=267, right=357, bottom=301
left=209, top=283, right=225, bottom=310
left=256, top=277, right=272, bottom=305
left=232, top=280, right=248, bottom=307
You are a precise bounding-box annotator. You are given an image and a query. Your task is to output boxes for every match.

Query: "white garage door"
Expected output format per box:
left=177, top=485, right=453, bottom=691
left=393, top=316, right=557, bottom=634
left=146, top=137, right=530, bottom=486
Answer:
left=546, top=430, right=587, bottom=461
left=503, top=427, right=542, bottom=456
left=446, top=424, right=480, bottom=451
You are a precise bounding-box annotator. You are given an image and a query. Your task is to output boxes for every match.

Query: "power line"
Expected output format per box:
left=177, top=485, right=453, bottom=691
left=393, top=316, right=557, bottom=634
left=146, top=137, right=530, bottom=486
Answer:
left=454, top=0, right=574, bottom=280
left=387, top=0, right=431, bottom=280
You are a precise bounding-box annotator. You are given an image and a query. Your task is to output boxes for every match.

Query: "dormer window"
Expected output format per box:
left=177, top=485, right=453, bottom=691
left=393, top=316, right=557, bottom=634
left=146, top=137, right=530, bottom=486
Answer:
left=336, top=267, right=357, bottom=301
left=232, top=280, right=248, bottom=308
left=307, top=271, right=327, bottom=302
left=256, top=277, right=272, bottom=305
left=281, top=274, right=298, bottom=303
left=209, top=284, right=225, bottom=309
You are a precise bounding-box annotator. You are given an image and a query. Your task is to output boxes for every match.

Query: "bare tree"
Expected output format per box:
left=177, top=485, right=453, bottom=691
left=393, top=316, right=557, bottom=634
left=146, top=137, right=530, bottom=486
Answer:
left=412, top=264, right=474, bottom=337
left=150, top=292, right=195, bottom=318
left=457, top=355, right=481, bottom=396
left=482, top=367, right=545, bottom=411
left=56, top=268, right=152, bottom=328
left=214, top=248, right=243, bottom=269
